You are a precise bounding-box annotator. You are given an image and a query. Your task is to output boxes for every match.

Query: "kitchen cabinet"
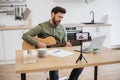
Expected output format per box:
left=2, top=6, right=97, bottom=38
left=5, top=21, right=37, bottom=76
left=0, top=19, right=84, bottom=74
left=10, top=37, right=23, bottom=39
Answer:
left=0, top=29, right=29, bottom=62
left=0, top=31, right=4, bottom=60
left=2, top=30, right=23, bottom=60
left=108, top=16, right=120, bottom=48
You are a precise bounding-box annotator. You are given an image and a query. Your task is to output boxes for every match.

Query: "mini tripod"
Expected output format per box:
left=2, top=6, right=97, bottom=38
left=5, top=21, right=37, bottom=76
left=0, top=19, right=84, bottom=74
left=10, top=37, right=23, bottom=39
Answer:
left=76, top=40, right=88, bottom=63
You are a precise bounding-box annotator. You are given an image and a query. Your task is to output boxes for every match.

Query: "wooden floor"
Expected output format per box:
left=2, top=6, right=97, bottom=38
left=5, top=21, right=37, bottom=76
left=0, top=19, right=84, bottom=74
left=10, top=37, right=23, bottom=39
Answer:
left=0, top=64, right=120, bottom=80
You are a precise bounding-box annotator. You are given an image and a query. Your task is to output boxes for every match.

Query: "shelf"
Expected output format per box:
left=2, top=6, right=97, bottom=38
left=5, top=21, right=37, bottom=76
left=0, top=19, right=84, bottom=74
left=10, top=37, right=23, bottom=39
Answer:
left=0, top=25, right=32, bottom=30
left=0, top=0, right=26, bottom=6
left=0, top=0, right=25, bottom=3
left=80, top=23, right=112, bottom=27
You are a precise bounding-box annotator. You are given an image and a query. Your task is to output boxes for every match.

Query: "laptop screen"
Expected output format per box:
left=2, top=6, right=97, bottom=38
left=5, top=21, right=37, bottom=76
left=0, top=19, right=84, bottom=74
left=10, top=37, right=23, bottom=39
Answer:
left=88, top=35, right=106, bottom=51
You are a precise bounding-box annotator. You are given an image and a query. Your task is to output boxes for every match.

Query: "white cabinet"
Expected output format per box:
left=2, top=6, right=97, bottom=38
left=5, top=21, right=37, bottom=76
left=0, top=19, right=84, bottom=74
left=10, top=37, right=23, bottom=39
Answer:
left=0, top=31, right=4, bottom=60
left=2, top=30, right=23, bottom=60
left=108, top=16, right=120, bottom=48
left=0, top=29, right=29, bottom=61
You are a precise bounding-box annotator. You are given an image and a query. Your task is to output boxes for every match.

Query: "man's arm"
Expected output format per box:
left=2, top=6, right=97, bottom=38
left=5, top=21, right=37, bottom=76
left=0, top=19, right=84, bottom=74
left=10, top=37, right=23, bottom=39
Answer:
left=62, top=27, right=72, bottom=47
left=22, top=25, right=42, bottom=46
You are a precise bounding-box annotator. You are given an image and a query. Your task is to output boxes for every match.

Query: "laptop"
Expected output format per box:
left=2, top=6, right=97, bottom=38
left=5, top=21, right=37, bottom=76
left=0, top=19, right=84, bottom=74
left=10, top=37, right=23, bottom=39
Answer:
left=74, top=35, right=106, bottom=53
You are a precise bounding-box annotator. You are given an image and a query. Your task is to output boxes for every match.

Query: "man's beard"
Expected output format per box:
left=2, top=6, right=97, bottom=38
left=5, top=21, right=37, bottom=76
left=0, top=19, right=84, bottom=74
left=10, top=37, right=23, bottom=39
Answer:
left=52, top=17, right=61, bottom=26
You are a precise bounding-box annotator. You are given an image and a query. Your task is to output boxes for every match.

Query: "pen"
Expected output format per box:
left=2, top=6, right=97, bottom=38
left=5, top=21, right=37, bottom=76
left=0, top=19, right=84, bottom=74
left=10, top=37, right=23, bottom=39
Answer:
left=54, top=50, right=60, bottom=53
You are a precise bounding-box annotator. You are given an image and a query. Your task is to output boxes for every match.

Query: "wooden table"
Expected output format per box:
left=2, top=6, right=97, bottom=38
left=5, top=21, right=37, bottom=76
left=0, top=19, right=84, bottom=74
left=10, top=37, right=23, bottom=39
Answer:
left=15, top=46, right=120, bottom=80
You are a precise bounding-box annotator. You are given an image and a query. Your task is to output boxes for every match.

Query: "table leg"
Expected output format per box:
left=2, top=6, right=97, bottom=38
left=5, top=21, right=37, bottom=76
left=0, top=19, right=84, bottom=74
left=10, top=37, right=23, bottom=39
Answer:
left=21, top=73, right=26, bottom=80
left=94, top=66, right=98, bottom=80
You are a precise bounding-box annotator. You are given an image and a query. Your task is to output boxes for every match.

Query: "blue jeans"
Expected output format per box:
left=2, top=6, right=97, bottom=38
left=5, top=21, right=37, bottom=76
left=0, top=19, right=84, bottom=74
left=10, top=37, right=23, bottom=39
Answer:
left=49, top=68, right=84, bottom=80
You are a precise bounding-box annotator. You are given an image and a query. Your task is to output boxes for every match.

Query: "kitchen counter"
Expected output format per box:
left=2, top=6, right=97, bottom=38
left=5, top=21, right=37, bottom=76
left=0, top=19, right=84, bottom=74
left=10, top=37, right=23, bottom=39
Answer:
left=0, top=23, right=112, bottom=30
left=0, top=25, right=32, bottom=30
left=80, top=23, right=112, bottom=27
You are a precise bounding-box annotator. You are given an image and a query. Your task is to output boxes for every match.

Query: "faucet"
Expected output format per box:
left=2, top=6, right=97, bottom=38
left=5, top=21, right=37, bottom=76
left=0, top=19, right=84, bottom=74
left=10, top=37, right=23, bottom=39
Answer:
left=90, top=10, right=94, bottom=23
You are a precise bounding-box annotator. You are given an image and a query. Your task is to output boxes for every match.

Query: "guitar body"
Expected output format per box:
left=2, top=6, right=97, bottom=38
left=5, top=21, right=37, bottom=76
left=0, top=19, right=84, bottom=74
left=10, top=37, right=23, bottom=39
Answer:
left=22, top=36, right=56, bottom=50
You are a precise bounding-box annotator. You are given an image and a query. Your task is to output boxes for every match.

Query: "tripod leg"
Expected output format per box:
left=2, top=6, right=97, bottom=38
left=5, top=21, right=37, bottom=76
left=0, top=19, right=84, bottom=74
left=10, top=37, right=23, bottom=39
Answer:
left=76, top=40, right=88, bottom=63
left=82, top=55, right=88, bottom=63
left=76, top=58, right=79, bottom=63
left=76, top=53, right=83, bottom=63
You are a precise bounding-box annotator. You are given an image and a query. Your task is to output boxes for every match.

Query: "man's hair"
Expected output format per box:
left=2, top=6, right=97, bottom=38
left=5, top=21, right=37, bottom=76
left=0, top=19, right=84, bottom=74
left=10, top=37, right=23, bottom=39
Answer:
left=51, top=6, right=66, bottom=14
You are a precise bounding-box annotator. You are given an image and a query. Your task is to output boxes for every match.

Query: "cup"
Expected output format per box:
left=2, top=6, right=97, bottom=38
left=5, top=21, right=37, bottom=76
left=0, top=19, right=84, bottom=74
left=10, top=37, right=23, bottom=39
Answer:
left=37, top=48, right=48, bottom=58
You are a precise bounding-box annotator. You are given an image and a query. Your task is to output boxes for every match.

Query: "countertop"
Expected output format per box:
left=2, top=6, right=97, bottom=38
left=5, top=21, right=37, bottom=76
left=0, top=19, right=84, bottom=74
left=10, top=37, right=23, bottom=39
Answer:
left=80, top=23, right=112, bottom=27
left=0, top=25, right=32, bottom=30
left=0, top=23, right=112, bottom=31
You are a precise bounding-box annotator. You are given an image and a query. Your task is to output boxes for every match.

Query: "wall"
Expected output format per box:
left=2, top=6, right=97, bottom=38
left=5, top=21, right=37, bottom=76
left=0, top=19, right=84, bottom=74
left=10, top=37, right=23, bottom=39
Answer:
left=0, top=0, right=120, bottom=47
left=25, top=0, right=120, bottom=25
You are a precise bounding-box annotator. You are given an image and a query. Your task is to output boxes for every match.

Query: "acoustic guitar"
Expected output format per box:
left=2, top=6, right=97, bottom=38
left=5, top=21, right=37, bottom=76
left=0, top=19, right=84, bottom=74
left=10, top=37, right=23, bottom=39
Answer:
left=22, top=36, right=66, bottom=50
left=22, top=36, right=92, bottom=50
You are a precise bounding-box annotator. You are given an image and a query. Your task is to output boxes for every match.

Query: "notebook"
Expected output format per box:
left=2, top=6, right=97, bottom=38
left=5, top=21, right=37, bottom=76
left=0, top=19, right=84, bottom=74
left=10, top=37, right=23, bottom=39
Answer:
left=74, top=35, right=106, bottom=53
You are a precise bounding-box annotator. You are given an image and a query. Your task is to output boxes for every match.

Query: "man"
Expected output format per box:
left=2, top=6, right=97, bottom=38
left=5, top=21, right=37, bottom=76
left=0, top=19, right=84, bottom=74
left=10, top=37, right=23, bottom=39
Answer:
left=22, top=6, right=83, bottom=80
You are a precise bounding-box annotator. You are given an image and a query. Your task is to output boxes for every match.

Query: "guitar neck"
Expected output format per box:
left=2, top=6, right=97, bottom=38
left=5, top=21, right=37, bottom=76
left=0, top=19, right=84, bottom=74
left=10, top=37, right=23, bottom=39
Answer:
left=47, top=42, right=66, bottom=48
left=47, top=39, right=92, bottom=48
left=46, top=40, right=80, bottom=48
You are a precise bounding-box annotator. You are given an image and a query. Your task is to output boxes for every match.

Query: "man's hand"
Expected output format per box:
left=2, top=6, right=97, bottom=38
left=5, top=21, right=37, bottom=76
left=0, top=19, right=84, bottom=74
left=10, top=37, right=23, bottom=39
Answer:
left=37, top=42, right=47, bottom=48
left=65, top=41, right=72, bottom=47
